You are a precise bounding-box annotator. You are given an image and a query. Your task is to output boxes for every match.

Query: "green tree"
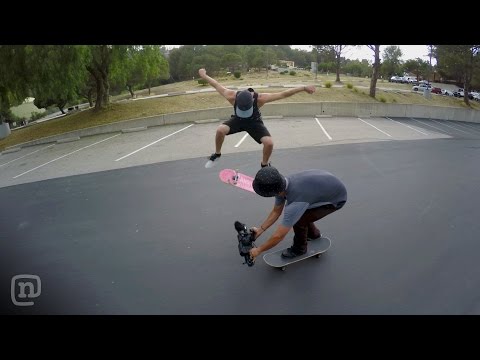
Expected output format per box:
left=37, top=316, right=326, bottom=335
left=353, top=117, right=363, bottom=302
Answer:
left=25, top=45, right=89, bottom=113
left=436, top=45, right=480, bottom=106
left=367, top=45, right=381, bottom=98
left=331, top=45, right=349, bottom=82
left=141, top=45, right=169, bottom=95
left=381, top=45, right=403, bottom=78
left=0, top=45, right=30, bottom=124
left=168, top=48, right=183, bottom=81
left=222, top=53, right=243, bottom=72
left=191, top=54, right=221, bottom=78
left=403, top=58, right=429, bottom=81
left=85, top=45, right=114, bottom=109
left=343, top=59, right=371, bottom=77
left=312, top=45, right=336, bottom=77
left=85, top=45, right=136, bottom=109
left=245, top=45, right=263, bottom=70
left=110, top=46, right=169, bottom=98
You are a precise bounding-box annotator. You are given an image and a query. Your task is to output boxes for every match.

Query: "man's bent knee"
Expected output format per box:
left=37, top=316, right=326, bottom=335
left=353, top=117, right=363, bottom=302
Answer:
left=217, top=125, right=230, bottom=136
left=261, top=136, right=273, bottom=147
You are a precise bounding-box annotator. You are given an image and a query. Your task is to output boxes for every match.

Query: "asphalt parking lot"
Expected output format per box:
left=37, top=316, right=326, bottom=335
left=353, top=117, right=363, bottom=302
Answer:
left=1, top=116, right=480, bottom=314
left=2, top=116, right=480, bottom=188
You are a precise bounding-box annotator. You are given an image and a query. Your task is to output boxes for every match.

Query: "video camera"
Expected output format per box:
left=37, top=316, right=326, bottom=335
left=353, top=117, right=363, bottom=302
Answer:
left=234, top=221, right=256, bottom=267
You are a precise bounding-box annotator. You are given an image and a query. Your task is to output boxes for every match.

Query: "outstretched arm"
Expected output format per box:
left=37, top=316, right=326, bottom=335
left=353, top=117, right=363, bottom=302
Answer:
left=198, top=68, right=236, bottom=104
left=257, top=85, right=316, bottom=106
left=249, top=203, right=288, bottom=259
left=249, top=224, right=291, bottom=260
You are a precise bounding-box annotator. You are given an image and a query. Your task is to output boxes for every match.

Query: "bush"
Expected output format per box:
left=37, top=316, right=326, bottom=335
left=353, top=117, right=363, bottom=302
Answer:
left=346, top=83, right=353, bottom=89
left=198, top=79, right=208, bottom=86
left=234, top=71, right=241, bottom=79
left=379, top=96, right=387, bottom=103
left=289, top=70, right=296, bottom=76
left=353, top=87, right=358, bottom=93
left=30, top=111, right=46, bottom=121
left=325, top=82, right=332, bottom=88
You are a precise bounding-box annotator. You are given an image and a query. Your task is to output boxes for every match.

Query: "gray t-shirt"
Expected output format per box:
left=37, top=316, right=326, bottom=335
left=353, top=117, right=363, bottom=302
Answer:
left=274, top=169, right=347, bottom=227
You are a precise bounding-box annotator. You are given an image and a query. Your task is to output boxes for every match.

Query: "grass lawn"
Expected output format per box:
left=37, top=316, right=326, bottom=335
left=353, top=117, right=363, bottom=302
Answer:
left=1, top=70, right=478, bottom=151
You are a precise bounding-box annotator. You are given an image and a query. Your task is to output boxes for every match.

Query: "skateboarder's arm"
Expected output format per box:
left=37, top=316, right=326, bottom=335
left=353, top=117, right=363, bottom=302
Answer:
left=255, top=225, right=291, bottom=253
left=254, top=203, right=284, bottom=237
left=257, top=85, right=316, bottom=106
left=198, top=68, right=236, bottom=104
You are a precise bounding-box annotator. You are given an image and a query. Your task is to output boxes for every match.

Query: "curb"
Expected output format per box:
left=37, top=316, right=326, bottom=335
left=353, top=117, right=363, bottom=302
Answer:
left=194, top=119, right=220, bottom=124
left=57, top=137, right=81, bottom=144
left=1, top=147, right=21, bottom=154
left=121, top=127, right=147, bottom=133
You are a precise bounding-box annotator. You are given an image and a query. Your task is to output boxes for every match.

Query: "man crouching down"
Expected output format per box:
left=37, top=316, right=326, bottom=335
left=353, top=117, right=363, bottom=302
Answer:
left=249, top=167, right=347, bottom=260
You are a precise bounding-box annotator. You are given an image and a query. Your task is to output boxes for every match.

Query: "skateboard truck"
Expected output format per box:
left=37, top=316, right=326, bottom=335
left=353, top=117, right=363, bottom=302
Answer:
left=232, top=169, right=239, bottom=185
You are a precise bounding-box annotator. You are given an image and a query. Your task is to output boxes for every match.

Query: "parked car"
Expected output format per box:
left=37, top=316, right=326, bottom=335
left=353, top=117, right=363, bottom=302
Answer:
left=431, top=87, right=442, bottom=94
left=390, top=76, right=408, bottom=83
left=442, top=89, right=454, bottom=96
left=412, top=84, right=432, bottom=92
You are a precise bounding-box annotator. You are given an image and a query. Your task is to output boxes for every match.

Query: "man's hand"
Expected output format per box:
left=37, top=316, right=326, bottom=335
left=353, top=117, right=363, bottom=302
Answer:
left=250, top=226, right=264, bottom=239
left=198, top=68, right=207, bottom=78
left=250, top=247, right=261, bottom=260
left=304, top=85, right=316, bottom=94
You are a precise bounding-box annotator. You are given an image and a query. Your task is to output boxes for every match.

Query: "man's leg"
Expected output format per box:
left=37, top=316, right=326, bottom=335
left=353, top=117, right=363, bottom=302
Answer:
left=292, top=205, right=337, bottom=253
left=247, top=120, right=273, bottom=167
left=307, top=223, right=321, bottom=240
left=214, top=124, right=230, bottom=154
left=205, top=124, right=231, bottom=167
left=259, top=136, right=274, bottom=166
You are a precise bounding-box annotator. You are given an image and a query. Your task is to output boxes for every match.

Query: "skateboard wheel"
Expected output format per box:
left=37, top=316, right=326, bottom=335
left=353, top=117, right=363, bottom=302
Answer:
left=315, top=254, right=321, bottom=258
left=281, top=267, right=286, bottom=271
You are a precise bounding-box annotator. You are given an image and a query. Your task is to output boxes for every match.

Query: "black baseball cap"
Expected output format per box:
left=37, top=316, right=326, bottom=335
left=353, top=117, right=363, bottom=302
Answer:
left=252, top=167, right=286, bottom=197
left=235, top=89, right=254, bottom=118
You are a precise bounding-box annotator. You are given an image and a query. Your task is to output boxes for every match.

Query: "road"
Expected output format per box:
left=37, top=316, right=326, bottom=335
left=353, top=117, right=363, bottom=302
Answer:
left=1, top=116, right=480, bottom=314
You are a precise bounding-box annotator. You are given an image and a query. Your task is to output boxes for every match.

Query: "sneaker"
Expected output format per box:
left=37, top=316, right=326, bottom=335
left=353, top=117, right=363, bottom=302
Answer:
left=205, top=153, right=221, bottom=168
left=281, top=246, right=307, bottom=258
left=261, top=162, right=271, bottom=168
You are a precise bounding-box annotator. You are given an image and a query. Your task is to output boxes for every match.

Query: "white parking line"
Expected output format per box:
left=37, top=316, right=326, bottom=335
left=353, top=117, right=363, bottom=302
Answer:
left=0, top=144, right=55, bottom=168
left=315, top=118, right=332, bottom=140
left=385, top=117, right=428, bottom=135
left=115, top=124, right=194, bottom=161
left=431, top=119, right=470, bottom=134
left=449, top=121, right=480, bottom=134
left=455, top=121, right=480, bottom=133
left=234, top=133, right=249, bottom=148
left=13, top=134, right=121, bottom=179
left=410, top=118, right=451, bottom=134
left=358, top=118, right=392, bottom=137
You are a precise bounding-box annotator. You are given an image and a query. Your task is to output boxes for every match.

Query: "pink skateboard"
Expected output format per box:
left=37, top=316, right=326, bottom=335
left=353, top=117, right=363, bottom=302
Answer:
left=219, top=169, right=255, bottom=194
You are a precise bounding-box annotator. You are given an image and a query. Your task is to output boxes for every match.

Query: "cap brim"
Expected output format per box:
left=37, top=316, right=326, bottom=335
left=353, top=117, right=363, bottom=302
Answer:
left=235, top=106, right=253, bottom=118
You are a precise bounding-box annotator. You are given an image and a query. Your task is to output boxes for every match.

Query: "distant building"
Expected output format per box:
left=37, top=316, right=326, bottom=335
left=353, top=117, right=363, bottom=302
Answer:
left=278, top=60, right=295, bottom=68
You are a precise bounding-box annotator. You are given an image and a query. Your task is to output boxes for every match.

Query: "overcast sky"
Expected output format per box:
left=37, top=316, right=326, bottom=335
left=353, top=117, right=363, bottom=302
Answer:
left=165, top=45, right=435, bottom=64
left=291, top=45, right=434, bottom=64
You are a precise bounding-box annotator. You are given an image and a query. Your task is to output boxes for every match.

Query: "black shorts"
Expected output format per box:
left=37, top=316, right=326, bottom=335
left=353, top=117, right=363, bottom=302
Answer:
left=223, top=115, right=271, bottom=144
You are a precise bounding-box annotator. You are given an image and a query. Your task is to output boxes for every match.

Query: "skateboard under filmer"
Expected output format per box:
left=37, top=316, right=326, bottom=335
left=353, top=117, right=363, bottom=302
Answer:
left=263, top=236, right=331, bottom=271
